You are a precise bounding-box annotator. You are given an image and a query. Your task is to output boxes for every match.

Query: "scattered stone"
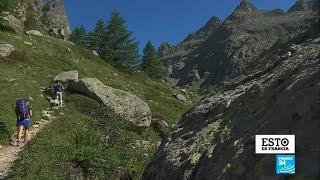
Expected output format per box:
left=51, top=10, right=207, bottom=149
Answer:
left=24, top=41, right=33, bottom=46
left=180, top=88, right=188, bottom=94
left=32, top=125, right=40, bottom=128
left=67, top=48, right=71, bottom=52
left=26, top=30, right=43, bottom=37
left=53, top=70, right=79, bottom=82
left=42, top=114, right=52, bottom=120
left=156, top=141, right=161, bottom=147
left=175, top=94, right=187, bottom=101
left=0, top=43, right=14, bottom=57
left=59, top=112, right=64, bottom=116
left=68, top=41, right=75, bottom=45
left=93, top=50, right=99, bottom=56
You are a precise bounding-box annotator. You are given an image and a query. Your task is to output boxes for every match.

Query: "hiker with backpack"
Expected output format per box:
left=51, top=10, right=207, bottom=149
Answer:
left=15, top=98, right=32, bottom=146
left=54, top=81, right=64, bottom=107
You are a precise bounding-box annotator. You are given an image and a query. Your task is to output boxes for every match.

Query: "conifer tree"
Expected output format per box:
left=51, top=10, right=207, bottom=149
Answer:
left=141, top=41, right=163, bottom=79
left=105, top=10, right=139, bottom=66
left=88, top=19, right=107, bottom=58
left=70, top=25, right=87, bottom=46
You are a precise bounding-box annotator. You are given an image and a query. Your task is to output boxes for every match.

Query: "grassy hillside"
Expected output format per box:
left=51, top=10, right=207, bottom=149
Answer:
left=0, top=31, right=198, bottom=178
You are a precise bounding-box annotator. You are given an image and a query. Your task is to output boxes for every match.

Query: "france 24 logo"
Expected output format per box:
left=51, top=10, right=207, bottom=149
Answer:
left=255, top=135, right=295, bottom=154
left=276, top=155, right=295, bottom=174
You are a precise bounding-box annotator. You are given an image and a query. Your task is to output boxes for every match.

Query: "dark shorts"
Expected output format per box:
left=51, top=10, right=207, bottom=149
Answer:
left=17, top=119, right=31, bottom=129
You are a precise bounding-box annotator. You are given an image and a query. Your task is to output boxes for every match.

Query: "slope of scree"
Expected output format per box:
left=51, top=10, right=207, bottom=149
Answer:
left=143, top=37, right=320, bottom=179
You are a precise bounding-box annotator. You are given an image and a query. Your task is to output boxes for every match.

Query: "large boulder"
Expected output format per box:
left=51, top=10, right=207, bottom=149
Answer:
left=0, top=43, right=14, bottom=57
left=0, top=13, right=24, bottom=33
left=53, top=70, right=79, bottom=82
left=69, top=78, right=152, bottom=128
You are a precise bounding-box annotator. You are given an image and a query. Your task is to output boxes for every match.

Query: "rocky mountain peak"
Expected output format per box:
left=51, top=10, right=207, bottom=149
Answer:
left=157, top=42, right=171, bottom=58
left=235, top=0, right=257, bottom=12
left=201, top=16, right=222, bottom=31
left=288, top=0, right=315, bottom=13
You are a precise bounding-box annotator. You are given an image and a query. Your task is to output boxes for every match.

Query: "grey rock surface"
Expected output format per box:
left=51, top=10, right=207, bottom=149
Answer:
left=143, top=37, right=320, bottom=179
left=69, top=78, right=152, bottom=128
left=159, top=0, right=315, bottom=87
left=0, top=43, right=14, bottom=57
left=25, top=30, right=43, bottom=36
left=0, top=14, right=24, bottom=33
left=53, top=70, right=79, bottom=82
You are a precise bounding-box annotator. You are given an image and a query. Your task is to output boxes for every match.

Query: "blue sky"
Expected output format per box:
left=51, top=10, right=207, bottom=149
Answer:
left=62, top=0, right=297, bottom=52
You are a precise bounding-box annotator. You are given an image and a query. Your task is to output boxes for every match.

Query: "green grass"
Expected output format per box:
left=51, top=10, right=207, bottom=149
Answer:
left=0, top=31, right=198, bottom=179
left=9, top=95, right=160, bottom=179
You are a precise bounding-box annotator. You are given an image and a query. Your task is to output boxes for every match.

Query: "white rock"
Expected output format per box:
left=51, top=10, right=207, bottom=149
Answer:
left=26, top=30, right=43, bottom=37
left=33, top=125, right=40, bottom=128
left=42, top=114, right=52, bottom=120
left=53, top=70, right=79, bottom=82
left=93, top=50, right=99, bottom=56
left=24, top=41, right=33, bottom=46
left=0, top=43, right=14, bottom=57
left=175, top=94, right=187, bottom=101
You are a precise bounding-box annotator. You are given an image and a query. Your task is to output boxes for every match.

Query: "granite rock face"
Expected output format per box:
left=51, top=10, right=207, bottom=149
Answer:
left=69, top=78, right=152, bottom=129
left=0, top=43, right=14, bottom=57
left=159, top=0, right=315, bottom=87
left=144, top=35, right=320, bottom=180
left=53, top=70, right=79, bottom=82
left=42, top=0, right=71, bottom=39
left=0, top=0, right=70, bottom=39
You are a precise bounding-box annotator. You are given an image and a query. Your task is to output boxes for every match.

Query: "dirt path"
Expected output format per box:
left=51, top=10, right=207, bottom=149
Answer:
left=0, top=92, right=60, bottom=179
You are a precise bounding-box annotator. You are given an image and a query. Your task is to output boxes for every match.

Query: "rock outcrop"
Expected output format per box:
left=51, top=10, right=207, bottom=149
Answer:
left=53, top=70, right=79, bottom=82
left=0, top=0, right=70, bottom=39
left=0, top=43, right=14, bottom=57
left=69, top=78, right=152, bottom=129
left=143, top=38, right=320, bottom=179
left=159, top=0, right=315, bottom=87
left=42, top=0, right=71, bottom=39
left=0, top=13, right=24, bottom=33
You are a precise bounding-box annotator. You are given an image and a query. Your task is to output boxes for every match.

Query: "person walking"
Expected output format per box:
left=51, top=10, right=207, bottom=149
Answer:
left=15, top=98, right=32, bottom=146
left=54, top=81, right=64, bottom=107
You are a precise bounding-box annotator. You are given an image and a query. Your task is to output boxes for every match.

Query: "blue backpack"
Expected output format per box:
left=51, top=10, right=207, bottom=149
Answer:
left=55, top=83, right=63, bottom=92
left=16, top=99, right=28, bottom=118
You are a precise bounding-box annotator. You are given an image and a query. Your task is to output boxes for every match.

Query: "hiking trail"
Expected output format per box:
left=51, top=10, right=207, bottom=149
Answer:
left=0, top=87, right=63, bottom=179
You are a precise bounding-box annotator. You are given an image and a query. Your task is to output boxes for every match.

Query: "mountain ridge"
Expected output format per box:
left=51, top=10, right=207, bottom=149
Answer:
left=158, top=0, right=316, bottom=87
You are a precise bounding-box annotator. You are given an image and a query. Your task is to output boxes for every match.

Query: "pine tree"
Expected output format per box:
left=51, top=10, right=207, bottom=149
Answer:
left=141, top=41, right=163, bottom=79
left=88, top=19, right=107, bottom=58
left=70, top=25, right=87, bottom=46
left=105, top=10, right=139, bottom=66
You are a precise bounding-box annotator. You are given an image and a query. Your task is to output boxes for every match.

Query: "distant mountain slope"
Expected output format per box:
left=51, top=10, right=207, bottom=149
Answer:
left=159, top=0, right=315, bottom=87
left=144, top=29, right=320, bottom=180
